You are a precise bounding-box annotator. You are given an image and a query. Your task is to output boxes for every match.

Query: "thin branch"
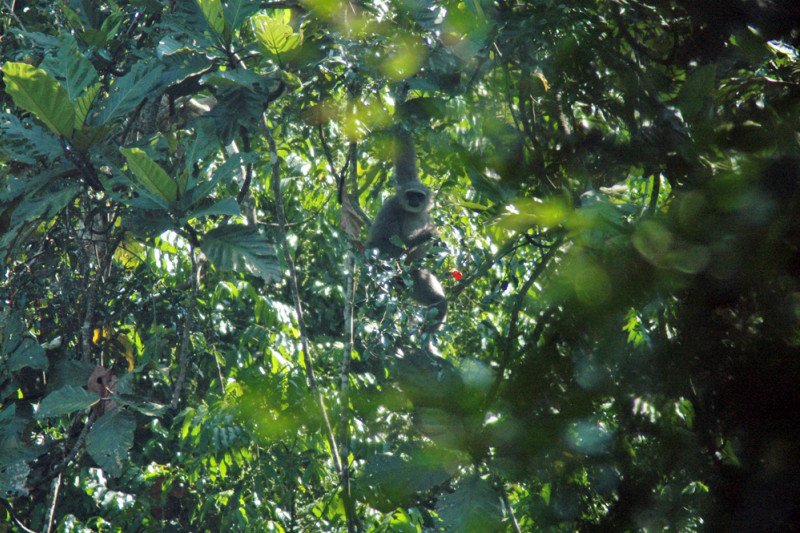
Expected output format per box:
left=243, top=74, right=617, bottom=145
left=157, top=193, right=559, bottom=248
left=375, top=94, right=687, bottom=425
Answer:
left=170, top=248, right=198, bottom=409
left=51, top=411, right=97, bottom=481
left=499, top=483, right=523, bottom=533
left=0, top=498, right=38, bottom=533
left=2, top=0, right=27, bottom=33
left=450, top=233, right=528, bottom=300
left=485, top=238, right=561, bottom=409
left=45, top=473, right=62, bottom=533
left=236, top=128, right=254, bottom=209
left=80, top=273, right=99, bottom=362
left=646, top=172, right=660, bottom=215
left=264, top=118, right=344, bottom=478
left=338, top=141, right=360, bottom=533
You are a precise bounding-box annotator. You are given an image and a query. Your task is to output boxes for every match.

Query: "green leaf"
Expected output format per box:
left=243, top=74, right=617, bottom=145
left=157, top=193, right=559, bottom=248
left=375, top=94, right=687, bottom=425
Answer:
left=74, top=82, right=101, bottom=129
left=94, top=62, right=164, bottom=125
left=36, top=385, right=100, bottom=418
left=0, top=312, right=48, bottom=372
left=676, top=65, right=716, bottom=122
left=223, top=0, right=259, bottom=30
left=201, top=225, right=280, bottom=282
left=2, top=62, right=76, bottom=138
left=86, top=410, right=135, bottom=477
left=185, top=197, right=241, bottom=221
left=197, top=0, right=226, bottom=35
left=0, top=113, right=62, bottom=163
left=252, top=13, right=302, bottom=55
left=357, top=447, right=460, bottom=512
left=121, top=147, right=178, bottom=203
left=436, top=475, right=503, bottom=533
left=7, top=338, right=47, bottom=372
left=189, top=152, right=258, bottom=202
left=10, top=184, right=81, bottom=228
left=115, top=394, right=167, bottom=416
left=53, top=35, right=99, bottom=101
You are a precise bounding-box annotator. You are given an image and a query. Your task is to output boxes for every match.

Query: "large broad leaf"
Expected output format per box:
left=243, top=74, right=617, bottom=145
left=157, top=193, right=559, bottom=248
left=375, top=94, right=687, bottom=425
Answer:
left=0, top=113, right=62, bottom=163
left=86, top=410, right=135, bottom=477
left=183, top=122, right=219, bottom=192
left=2, top=62, right=76, bottom=138
left=201, top=225, right=280, bottom=282
left=223, top=0, right=259, bottom=30
left=197, top=0, right=226, bottom=35
left=114, top=394, right=167, bottom=416
left=7, top=338, right=47, bottom=372
left=74, top=82, right=101, bottom=129
left=252, top=13, right=301, bottom=55
left=357, top=446, right=461, bottom=512
left=10, top=184, right=81, bottom=227
left=94, top=62, right=164, bottom=125
left=1, top=310, right=48, bottom=373
left=36, top=385, right=100, bottom=418
left=120, top=147, right=178, bottom=203
left=184, top=197, right=241, bottom=222
left=436, top=475, right=504, bottom=532
left=676, top=65, right=716, bottom=123
left=41, top=35, right=99, bottom=101
left=188, top=152, right=258, bottom=204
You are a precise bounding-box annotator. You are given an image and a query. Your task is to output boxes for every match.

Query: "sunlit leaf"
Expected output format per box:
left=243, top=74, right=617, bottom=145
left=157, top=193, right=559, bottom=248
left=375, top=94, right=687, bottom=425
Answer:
left=252, top=13, right=302, bottom=55
left=2, top=62, right=76, bottom=138
left=197, top=0, right=226, bottom=35
left=201, top=225, right=281, bottom=282
left=120, top=147, right=178, bottom=203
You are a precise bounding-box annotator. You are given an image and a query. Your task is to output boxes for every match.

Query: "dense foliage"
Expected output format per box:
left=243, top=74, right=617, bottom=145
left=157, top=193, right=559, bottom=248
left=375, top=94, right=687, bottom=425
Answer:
left=2, top=1, right=800, bottom=531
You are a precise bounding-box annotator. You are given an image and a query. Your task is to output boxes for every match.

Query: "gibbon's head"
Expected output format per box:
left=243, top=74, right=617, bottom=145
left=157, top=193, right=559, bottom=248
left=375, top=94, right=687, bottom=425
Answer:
left=397, top=182, right=432, bottom=213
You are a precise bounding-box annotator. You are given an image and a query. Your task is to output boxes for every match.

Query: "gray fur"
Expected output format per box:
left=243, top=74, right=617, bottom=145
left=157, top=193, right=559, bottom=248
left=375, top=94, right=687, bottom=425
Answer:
left=366, top=132, right=447, bottom=330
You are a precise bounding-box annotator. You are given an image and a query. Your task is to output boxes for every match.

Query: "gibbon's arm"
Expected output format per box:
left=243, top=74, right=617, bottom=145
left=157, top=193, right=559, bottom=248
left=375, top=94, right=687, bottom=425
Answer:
left=394, top=129, right=418, bottom=185
left=404, top=226, right=439, bottom=262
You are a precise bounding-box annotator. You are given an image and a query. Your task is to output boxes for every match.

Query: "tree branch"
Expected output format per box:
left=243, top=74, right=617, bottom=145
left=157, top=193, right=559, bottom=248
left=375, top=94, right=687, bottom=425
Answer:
left=170, top=248, right=198, bottom=409
left=338, top=142, right=360, bottom=533
left=264, top=118, right=346, bottom=482
left=484, top=238, right=561, bottom=409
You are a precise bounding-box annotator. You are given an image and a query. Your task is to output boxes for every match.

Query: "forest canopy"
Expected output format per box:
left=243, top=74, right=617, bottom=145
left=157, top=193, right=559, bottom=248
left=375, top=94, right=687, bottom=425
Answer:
left=1, top=0, right=800, bottom=531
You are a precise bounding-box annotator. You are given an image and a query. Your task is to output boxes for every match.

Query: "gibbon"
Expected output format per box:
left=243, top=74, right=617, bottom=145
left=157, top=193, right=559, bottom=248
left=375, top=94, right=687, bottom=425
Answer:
left=366, top=130, right=447, bottom=329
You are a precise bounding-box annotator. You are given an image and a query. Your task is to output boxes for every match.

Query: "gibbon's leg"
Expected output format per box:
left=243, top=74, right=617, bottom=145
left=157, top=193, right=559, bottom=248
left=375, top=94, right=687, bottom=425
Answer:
left=411, top=268, right=447, bottom=330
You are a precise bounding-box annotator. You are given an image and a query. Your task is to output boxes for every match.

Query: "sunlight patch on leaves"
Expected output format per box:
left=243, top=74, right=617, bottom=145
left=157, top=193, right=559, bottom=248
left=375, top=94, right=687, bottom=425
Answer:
left=2, top=62, right=76, bottom=138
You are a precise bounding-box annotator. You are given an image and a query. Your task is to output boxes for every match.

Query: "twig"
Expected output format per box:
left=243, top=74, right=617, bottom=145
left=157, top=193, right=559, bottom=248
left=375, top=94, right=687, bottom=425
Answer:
left=236, top=128, right=254, bottom=210
left=81, top=272, right=99, bottom=363
left=450, top=233, right=527, bottom=300
left=49, top=411, right=97, bottom=483
left=45, top=473, right=62, bottom=533
left=170, top=248, right=198, bottom=409
left=646, top=172, right=660, bottom=215
left=263, top=117, right=344, bottom=477
left=2, top=0, right=27, bottom=33
left=484, top=238, right=561, bottom=409
left=499, top=483, right=523, bottom=533
left=0, top=498, right=38, bottom=533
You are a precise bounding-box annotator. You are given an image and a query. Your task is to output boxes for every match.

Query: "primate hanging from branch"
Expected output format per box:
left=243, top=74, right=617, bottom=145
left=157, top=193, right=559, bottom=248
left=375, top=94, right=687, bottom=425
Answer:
left=366, top=127, right=447, bottom=330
